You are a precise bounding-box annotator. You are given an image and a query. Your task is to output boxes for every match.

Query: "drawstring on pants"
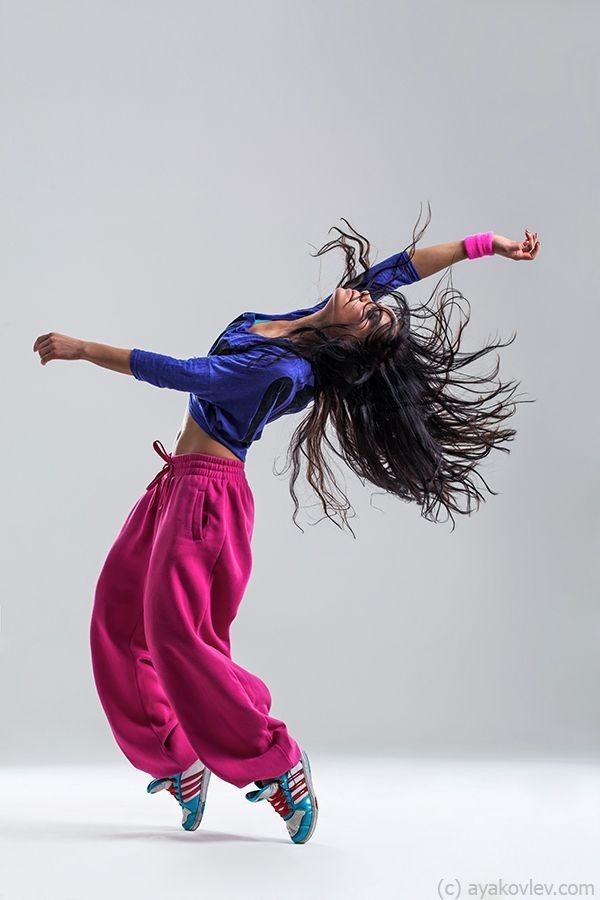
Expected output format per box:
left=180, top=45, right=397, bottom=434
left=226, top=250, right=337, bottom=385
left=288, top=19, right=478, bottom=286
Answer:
left=146, top=439, right=175, bottom=514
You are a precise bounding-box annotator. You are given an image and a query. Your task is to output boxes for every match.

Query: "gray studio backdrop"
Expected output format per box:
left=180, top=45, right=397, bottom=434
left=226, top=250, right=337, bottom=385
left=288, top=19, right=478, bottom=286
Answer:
left=1, top=0, right=598, bottom=765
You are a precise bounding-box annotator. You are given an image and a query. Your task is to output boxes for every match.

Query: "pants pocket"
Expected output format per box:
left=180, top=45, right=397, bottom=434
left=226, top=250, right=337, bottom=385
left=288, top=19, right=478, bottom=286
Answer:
left=190, top=490, right=206, bottom=541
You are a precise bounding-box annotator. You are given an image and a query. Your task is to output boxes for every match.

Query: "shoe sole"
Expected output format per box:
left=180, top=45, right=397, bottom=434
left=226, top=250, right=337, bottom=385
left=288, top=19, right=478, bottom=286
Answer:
left=292, top=749, right=319, bottom=844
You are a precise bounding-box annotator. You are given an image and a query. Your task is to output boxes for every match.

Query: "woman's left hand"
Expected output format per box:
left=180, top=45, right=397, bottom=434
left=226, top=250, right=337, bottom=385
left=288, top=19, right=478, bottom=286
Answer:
left=493, top=229, right=541, bottom=260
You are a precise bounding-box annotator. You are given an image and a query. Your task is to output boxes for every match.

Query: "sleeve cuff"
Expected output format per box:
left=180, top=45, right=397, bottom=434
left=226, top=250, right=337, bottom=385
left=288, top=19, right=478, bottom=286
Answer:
left=130, top=348, right=152, bottom=381
left=403, top=251, right=420, bottom=282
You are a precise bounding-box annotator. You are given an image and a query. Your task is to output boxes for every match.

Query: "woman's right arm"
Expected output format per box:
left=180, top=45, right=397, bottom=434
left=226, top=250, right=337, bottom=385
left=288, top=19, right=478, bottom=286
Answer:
left=33, top=331, right=217, bottom=392
left=33, top=334, right=302, bottom=404
left=82, top=340, right=134, bottom=375
left=33, top=332, right=134, bottom=375
left=33, top=334, right=208, bottom=387
left=76, top=339, right=214, bottom=391
left=33, top=329, right=218, bottom=393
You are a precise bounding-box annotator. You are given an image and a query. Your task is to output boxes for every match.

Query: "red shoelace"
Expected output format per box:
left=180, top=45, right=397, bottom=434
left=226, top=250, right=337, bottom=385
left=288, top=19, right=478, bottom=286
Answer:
left=263, top=767, right=308, bottom=817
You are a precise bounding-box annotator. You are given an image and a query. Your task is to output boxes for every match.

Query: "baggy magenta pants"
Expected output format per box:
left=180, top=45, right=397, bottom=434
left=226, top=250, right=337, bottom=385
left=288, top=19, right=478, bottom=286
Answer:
left=89, top=439, right=302, bottom=790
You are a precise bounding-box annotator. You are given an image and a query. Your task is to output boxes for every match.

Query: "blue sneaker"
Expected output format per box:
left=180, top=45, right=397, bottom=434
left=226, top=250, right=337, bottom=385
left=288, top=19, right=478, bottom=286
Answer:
left=147, top=758, right=211, bottom=831
left=244, top=748, right=318, bottom=844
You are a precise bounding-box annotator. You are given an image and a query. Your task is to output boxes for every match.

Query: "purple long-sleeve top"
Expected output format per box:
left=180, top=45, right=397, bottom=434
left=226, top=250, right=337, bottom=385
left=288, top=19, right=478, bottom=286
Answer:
left=130, top=248, right=420, bottom=461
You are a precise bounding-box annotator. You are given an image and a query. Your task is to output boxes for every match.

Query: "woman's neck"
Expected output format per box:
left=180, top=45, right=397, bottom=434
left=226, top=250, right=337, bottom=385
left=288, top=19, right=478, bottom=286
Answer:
left=250, top=309, right=327, bottom=339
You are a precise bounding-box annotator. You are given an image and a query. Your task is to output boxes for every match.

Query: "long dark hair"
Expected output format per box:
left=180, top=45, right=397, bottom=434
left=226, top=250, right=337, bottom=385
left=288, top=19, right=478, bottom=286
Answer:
left=238, top=204, right=534, bottom=537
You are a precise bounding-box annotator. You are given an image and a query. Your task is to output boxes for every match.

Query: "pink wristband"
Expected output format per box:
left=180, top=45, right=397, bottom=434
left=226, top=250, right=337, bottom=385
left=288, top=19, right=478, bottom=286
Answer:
left=463, top=231, right=494, bottom=259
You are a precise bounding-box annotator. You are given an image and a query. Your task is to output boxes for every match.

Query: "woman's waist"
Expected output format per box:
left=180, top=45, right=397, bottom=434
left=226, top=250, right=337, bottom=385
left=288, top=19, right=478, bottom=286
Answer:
left=174, top=406, right=242, bottom=461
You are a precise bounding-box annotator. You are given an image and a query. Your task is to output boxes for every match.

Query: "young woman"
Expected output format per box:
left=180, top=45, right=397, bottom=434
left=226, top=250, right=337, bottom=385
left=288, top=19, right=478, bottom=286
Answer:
left=32, top=212, right=540, bottom=845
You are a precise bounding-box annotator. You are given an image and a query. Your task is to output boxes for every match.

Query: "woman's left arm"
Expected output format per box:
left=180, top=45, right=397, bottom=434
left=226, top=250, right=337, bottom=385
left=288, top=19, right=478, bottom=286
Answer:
left=411, top=229, right=540, bottom=280
left=410, top=240, right=468, bottom=279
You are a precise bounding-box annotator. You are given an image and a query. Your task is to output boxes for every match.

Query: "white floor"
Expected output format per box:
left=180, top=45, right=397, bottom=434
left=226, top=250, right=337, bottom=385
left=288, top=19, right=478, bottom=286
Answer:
left=1, top=755, right=600, bottom=900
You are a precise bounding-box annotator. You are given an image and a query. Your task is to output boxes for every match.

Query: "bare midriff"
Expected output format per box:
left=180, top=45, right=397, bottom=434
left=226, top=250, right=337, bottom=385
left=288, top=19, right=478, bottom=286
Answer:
left=171, top=409, right=240, bottom=460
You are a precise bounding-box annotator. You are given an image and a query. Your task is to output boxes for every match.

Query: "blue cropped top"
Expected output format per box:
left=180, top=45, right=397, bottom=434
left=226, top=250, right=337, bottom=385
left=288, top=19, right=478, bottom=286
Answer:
left=130, top=248, right=421, bottom=461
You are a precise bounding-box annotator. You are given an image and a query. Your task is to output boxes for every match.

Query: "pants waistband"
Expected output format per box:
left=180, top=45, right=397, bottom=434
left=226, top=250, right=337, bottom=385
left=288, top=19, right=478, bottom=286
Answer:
left=146, top=439, right=247, bottom=492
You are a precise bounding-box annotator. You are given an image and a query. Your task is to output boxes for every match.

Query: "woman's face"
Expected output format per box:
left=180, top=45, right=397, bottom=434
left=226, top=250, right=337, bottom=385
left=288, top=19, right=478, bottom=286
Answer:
left=327, top=287, right=395, bottom=337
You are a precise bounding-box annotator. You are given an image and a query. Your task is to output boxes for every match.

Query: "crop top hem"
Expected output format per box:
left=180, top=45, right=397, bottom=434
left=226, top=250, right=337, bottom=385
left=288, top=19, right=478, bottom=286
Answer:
left=187, top=394, right=247, bottom=462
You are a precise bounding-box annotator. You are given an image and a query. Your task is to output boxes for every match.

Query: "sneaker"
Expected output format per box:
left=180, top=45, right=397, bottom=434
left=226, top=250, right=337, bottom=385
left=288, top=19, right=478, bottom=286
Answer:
left=244, top=748, right=318, bottom=844
left=146, top=758, right=211, bottom=831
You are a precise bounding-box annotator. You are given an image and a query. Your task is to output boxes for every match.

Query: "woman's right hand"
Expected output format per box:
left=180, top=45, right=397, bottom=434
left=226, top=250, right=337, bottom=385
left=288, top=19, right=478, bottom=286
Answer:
left=33, top=332, right=85, bottom=366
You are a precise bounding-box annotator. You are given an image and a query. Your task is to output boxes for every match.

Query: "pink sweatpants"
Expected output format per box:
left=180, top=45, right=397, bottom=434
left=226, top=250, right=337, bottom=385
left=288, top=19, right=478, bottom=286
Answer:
left=89, top=439, right=302, bottom=790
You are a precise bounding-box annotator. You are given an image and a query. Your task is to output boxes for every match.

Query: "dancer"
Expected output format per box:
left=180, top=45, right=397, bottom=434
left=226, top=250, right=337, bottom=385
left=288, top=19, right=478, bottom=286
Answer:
left=32, top=211, right=540, bottom=844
